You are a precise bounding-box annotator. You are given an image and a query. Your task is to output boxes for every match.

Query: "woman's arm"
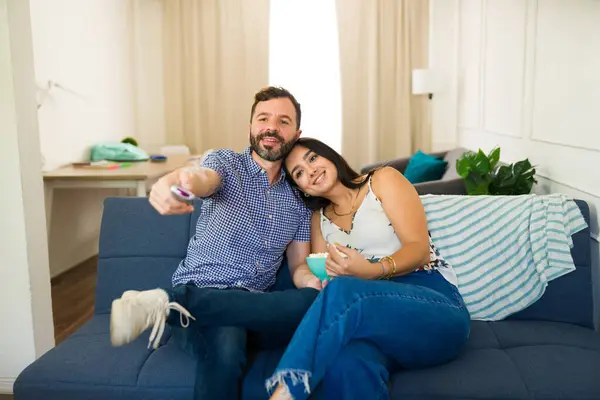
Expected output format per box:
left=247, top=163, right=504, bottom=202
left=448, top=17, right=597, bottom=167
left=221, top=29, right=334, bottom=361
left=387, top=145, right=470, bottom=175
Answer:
left=310, top=211, right=328, bottom=254
left=326, top=168, right=429, bottom=279
left=372, top=167, right=430, bottom=276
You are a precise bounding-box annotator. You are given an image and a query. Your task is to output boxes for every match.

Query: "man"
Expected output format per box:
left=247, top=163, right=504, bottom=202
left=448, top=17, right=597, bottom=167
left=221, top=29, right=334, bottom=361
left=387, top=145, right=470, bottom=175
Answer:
left=110, top=87, right=322, bottom=399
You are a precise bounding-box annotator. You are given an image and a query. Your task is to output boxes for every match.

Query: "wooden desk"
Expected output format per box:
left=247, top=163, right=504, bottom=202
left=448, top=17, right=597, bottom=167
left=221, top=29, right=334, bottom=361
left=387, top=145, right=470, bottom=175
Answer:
left=43, top=154, right=191, bottom=234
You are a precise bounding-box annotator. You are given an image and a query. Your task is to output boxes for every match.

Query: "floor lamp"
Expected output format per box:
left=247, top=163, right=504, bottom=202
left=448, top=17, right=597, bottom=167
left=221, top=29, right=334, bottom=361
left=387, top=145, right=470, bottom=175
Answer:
left=411, top=69, right=436, bottom=152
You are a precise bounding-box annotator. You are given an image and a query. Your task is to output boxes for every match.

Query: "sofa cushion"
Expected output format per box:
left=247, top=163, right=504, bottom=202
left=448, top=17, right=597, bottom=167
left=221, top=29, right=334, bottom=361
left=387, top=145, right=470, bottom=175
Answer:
left=222, top=319, right=600, bottom=400
left=14, top=315, right=195, bottom=400
left=390, top=320, right=600, bottom=399
left=442, top=147, right=468, bottom=181
left=13, top=315, right=285, bottom=400
left=16, top=318, right=600, bottom=400
left=403, top=150, right=448, bottom=184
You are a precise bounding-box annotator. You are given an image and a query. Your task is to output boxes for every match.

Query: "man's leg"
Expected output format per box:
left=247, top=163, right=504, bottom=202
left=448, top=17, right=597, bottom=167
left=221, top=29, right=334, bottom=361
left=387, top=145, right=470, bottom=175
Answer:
left=171, top=324, right=247, bottom=400
left=167, top=286, right=318, bottom=336
left=110, top=286, right=318, bottom=349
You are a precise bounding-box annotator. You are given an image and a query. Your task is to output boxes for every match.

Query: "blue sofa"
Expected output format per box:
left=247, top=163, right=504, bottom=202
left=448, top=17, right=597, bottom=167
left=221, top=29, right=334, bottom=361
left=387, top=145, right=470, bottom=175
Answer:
left=14, top=197, right=600, bottom=399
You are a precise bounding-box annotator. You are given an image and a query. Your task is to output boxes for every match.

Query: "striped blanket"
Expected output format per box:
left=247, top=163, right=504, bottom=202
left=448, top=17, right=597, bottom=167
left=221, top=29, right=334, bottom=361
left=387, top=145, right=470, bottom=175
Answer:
left=421, top=194, right=588, bottom=321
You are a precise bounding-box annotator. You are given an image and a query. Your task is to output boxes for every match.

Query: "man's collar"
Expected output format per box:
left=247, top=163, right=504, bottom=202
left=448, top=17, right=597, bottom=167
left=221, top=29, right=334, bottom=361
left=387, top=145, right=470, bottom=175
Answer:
left=244, top=147, right=287, bottom=183
left=243, top=147, right=263, bottom=176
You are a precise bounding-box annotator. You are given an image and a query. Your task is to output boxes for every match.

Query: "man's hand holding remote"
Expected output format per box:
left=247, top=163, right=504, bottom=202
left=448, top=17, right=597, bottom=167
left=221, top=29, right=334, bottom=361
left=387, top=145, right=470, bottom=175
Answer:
left=149, top=166, right=220, bottom=215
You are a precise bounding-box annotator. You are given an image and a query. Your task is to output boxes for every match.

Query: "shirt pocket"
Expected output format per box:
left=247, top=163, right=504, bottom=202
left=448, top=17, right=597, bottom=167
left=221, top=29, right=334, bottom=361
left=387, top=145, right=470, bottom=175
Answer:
left=268, top=205, right=302, bottom=251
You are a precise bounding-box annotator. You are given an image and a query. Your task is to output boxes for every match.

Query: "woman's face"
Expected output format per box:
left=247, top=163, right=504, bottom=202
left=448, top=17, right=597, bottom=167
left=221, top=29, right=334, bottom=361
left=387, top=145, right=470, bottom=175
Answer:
left=285, top=145, right=338, bottom=196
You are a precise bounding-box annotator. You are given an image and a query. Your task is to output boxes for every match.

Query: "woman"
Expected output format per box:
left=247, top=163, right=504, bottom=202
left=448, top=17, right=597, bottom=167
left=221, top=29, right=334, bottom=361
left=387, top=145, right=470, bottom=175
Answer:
left=266, top=138, right=470, bottom=400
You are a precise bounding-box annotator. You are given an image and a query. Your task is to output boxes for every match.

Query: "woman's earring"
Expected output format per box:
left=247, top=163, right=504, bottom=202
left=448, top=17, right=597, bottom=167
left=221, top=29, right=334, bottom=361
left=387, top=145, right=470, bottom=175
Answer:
left=304, top=192, right=311, bottom=197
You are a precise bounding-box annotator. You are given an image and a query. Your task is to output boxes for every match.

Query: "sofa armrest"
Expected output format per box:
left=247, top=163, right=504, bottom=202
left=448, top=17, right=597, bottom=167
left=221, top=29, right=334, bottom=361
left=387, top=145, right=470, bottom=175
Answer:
left=360, top=157, right=411, bottom=174
left=414, top=178, right=466, bottom=195
left=360, top=151, right=451, bottom=175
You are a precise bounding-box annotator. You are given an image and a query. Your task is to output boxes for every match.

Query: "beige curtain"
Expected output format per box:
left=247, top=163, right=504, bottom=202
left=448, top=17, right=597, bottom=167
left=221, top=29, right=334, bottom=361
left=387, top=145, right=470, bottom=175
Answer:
left=336, top=0, right=430, bottom=170
left=162, top=0, right=270, bottom=153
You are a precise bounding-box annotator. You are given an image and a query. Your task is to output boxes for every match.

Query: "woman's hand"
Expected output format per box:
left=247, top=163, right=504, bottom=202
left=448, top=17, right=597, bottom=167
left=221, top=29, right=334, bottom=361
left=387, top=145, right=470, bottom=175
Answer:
left=325, top=244, right=378, bottom=279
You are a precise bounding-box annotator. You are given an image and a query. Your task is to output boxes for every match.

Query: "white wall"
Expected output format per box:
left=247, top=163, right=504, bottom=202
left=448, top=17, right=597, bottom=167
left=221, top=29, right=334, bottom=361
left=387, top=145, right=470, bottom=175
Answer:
left=0, top=0, right=54, bottom=392
left=29, top=0, right=139, bottom=276
left=431, top=0, right=600, bottom=241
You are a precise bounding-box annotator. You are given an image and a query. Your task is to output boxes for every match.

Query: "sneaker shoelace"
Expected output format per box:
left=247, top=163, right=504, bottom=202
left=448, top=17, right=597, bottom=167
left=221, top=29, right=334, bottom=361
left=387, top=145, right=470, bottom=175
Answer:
left=148, top=302, right=195, bottom=349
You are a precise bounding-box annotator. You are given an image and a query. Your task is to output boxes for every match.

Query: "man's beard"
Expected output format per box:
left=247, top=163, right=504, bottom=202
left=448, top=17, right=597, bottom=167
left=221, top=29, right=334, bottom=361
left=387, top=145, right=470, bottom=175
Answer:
left=250, top=130, right=295, bottom=162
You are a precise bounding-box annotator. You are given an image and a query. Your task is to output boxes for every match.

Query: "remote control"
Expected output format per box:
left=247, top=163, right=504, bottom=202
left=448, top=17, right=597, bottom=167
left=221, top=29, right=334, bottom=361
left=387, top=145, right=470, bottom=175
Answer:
left=170, top=185, right=196, bottom=204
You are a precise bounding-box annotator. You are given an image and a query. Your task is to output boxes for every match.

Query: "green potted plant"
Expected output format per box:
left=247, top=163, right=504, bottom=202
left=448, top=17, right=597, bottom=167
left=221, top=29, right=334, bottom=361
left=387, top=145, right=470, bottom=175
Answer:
left=456, top=147, right=537, bottom=195
left=121, top=137, right=139, bottom=147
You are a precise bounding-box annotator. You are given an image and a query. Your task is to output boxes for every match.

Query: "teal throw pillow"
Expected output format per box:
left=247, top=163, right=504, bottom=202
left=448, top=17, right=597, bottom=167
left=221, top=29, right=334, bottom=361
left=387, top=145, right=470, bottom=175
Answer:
left=403, top=150, right=447, bottom=184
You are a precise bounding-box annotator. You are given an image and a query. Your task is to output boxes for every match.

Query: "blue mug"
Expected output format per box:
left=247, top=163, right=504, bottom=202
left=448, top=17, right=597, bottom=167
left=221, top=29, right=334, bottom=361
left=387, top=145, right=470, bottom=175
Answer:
left=306, top=256, right=329, bottom=281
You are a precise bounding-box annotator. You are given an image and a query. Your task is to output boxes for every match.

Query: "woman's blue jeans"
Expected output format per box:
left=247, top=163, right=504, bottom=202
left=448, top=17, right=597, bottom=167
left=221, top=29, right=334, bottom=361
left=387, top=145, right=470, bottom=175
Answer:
left=265, top=270, right=471, bottom=400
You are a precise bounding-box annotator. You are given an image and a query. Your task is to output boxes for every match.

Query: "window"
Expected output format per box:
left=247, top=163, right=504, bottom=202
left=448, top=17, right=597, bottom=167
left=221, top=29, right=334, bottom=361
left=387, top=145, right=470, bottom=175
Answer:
left=269, top=0, right=342, bottom=152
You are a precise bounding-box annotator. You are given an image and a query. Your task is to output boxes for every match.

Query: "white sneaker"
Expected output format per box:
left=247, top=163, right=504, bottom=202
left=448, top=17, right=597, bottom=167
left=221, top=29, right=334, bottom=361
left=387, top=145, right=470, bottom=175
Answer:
left=110, top=288, right=195, bottom=349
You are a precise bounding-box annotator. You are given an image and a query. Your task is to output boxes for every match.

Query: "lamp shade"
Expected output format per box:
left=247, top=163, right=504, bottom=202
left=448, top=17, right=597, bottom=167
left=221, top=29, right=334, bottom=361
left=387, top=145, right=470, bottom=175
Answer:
left=411, top=69, right=435, bottom=95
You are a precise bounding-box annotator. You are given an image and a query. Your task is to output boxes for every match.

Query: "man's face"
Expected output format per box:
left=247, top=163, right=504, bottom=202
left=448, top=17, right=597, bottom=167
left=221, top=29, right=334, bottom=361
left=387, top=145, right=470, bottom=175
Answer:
left=249, top=97, right=301, bottom=161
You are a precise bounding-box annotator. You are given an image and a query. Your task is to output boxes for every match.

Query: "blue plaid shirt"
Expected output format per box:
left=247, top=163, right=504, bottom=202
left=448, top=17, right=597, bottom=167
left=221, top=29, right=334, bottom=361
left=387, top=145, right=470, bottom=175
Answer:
left=172, top=147, right=312, bottom=291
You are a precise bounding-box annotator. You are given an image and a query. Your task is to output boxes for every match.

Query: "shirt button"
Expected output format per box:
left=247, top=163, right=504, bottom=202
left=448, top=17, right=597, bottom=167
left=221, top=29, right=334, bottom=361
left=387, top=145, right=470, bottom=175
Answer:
left=261, top=169, right=265, bottom=174
left=268, top=215, right=272, bottom=219
left=264, top=240, right=268, bottom=247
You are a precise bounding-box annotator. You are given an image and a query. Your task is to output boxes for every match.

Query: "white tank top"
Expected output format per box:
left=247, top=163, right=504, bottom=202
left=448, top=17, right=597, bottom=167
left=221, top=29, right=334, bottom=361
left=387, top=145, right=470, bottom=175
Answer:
left=319, top=178, right=458, bottom=286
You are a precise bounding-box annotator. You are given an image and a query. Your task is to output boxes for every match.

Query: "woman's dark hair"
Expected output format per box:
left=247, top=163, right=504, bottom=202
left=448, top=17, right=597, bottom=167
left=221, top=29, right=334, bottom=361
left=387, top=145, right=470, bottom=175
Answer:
left=284, top=137, right=375, bottom=211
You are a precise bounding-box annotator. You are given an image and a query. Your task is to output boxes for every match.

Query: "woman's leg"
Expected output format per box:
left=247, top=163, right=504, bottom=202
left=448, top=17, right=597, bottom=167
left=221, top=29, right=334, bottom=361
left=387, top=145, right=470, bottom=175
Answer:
left=266, top=271, right=470, bottom=400
left=311, top=339, right=392, bottom=400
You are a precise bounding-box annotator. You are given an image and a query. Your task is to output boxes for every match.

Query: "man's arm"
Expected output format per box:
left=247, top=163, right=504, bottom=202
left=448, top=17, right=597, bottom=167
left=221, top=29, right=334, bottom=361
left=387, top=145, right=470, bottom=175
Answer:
left=286, top=211, right=325, bottom=290
left=286, top=240, right=321, bottom=289
left=149, top=152, right=224, bottom=215
left=179, top=165, right=222, bottom=198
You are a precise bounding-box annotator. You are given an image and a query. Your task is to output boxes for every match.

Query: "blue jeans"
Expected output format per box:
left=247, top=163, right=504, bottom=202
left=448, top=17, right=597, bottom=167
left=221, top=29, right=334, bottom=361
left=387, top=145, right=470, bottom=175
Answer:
left=166, top=285, right=319, bottom=400
left=266, top=270, right=471, bottom=400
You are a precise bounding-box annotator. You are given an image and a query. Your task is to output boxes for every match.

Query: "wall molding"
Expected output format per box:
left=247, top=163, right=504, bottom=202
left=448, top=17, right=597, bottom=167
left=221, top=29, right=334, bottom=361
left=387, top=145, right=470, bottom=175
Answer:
left=535, top=174, right=600, bottom=199
left=436, top=0, right=600, bottom=241
left=0, top=377, right=14, bottom=394
left=458, top=127, right=525, bottom=140
left=521, top=0, right=538, bottom=140
left=530, top=137, right=600, bottom=153
left=528, top=0, right=600, bottom=151
left=463, top=129, right=600, bottom=154
left=481, top=0, right=528, bottom=138
left=478, top=0, right=487, bottom=131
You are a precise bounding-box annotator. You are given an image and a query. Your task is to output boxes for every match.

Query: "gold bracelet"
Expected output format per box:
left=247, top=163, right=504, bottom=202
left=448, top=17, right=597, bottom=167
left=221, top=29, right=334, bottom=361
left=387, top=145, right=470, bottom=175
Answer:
left=389, top=256, right=397, bottom=277
left=381, top=256, right=397, bottom=279
left=377, top=261, right=387, bottom=280
left=380, top=257, right=391, bottom=279
left=380, top=257, right=390, bottom=279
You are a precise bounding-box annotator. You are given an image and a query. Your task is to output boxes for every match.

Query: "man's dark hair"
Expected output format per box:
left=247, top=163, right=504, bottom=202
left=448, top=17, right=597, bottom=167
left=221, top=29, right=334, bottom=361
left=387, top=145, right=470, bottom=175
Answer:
left=250, top=86, right=302, bottom=129
left=284, top=137, right=375, bottom=211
